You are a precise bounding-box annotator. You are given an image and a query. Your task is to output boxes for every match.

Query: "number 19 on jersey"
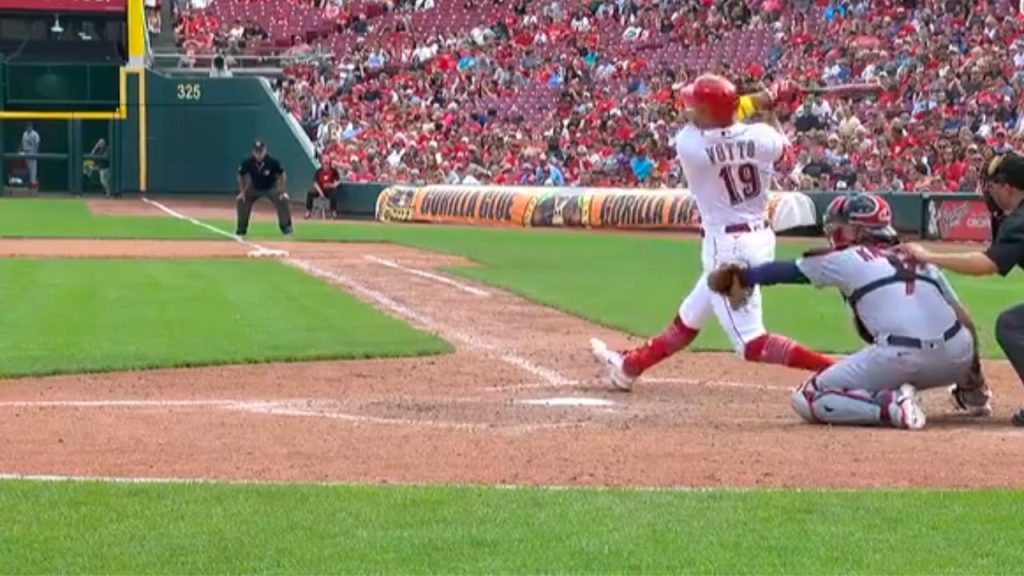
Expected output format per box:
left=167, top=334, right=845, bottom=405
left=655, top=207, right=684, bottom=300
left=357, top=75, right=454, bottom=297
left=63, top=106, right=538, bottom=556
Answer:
left=719, top=163, right=762, bottom=206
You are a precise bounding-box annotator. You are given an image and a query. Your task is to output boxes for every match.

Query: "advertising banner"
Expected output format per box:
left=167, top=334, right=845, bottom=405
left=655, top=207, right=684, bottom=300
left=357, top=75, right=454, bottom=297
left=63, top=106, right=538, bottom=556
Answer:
left=375, top=185, right=818, bottom=232
left=925, top=196, right=991, bottom=242
left=0, top=0, right=124, bottom=12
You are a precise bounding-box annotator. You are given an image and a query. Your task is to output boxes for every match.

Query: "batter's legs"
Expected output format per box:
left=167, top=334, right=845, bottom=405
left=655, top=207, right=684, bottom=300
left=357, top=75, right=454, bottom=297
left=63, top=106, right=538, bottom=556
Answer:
left=596, top=271, right=832, bottom=388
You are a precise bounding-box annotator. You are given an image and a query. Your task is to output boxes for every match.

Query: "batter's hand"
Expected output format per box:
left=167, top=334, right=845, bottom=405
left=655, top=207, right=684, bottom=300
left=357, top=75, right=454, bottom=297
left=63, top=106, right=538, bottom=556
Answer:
left=236, top=190, right=246, bottom=202
left=707, top=263, right=752, bottom=310
left=766, top=79, right=804, bottom=107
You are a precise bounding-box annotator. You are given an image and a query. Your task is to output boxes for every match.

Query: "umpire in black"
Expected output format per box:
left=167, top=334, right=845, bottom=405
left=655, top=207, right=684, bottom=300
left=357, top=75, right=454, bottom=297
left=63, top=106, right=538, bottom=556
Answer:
left=903, top=153, right=1024, bottom=426
left=236, top=140, right=293, bottom=236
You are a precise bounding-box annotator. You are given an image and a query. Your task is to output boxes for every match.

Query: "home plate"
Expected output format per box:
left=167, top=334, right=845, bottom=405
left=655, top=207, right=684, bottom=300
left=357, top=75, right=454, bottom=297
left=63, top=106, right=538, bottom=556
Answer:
left=518, top=397, right=615, bottom=408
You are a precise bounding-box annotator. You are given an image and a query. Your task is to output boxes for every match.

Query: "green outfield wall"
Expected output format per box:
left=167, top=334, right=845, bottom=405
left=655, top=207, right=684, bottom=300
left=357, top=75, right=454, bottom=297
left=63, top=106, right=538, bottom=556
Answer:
left=144, top=71, right=317, bottom=195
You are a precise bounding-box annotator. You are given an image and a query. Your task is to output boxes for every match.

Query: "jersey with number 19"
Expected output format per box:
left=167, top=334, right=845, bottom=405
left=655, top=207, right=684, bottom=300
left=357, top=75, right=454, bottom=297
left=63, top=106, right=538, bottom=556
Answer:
left=673, top=122, right=787, bottom=227
left=671, top=121, right=788, bottom=354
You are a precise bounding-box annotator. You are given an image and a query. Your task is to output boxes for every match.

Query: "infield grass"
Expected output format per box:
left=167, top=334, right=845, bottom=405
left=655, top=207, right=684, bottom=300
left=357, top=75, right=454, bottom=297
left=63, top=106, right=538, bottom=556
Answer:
left=1, top=480, right=1021, bottom=574
left=0, top=259, right=448, bottom=377
left=248, top=220, right=1013, bottom=357
left=0, top=198, right=1016, bottom=357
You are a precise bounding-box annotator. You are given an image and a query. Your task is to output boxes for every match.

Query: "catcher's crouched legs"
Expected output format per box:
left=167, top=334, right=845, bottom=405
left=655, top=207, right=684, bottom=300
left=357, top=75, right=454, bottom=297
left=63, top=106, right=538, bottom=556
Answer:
left=790, top=370, right=926, bottom=430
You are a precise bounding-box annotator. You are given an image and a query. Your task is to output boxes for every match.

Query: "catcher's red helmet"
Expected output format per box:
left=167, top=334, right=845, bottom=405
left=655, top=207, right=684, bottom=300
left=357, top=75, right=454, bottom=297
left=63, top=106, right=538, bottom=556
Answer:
left=681, top=74, right=739, bottom=127
left=823, top=193, right=897, bottom=248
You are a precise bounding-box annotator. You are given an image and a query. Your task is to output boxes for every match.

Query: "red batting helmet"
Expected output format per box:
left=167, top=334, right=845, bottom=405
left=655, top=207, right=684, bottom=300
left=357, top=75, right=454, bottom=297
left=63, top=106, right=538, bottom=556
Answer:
left=681, top=74, right=739, bottom=127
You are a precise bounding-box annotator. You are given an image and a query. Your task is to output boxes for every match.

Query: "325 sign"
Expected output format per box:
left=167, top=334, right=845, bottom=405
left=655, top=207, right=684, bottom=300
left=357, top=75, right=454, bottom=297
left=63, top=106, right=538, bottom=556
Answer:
left=176, top=83, right=202, bottom=101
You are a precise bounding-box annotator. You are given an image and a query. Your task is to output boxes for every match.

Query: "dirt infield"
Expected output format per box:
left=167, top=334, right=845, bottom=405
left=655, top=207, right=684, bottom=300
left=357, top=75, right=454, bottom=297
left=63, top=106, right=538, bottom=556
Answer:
left=2, top=201, right=1023, bottom=488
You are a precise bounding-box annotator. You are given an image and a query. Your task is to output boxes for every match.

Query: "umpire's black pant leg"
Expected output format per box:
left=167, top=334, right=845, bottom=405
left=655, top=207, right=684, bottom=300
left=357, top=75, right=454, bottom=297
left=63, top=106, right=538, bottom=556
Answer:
left=269, top=190, right=294, bottom=233
left=996, top=302, right=1024, bottom=385
left=236, top=192, right=258, bottom=235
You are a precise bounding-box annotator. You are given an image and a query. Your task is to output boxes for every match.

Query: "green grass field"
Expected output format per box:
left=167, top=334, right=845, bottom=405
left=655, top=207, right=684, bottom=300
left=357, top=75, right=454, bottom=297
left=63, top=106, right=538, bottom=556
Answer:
left=2, top=199, right=1013, bottom=356
left=1, top=481, right=1022, bottom=574
left=0, top=258, right=447, bottom=377
left=1, top=197, right=1022, bottom=574
left=239, top=217, right=1013, bottom=357
left=0, top=199, right=222, bottom=239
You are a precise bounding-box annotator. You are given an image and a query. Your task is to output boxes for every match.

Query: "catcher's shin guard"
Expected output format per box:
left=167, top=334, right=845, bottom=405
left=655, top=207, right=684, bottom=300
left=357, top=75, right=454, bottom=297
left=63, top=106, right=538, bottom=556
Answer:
left=791, top=379, right=926, bottom=430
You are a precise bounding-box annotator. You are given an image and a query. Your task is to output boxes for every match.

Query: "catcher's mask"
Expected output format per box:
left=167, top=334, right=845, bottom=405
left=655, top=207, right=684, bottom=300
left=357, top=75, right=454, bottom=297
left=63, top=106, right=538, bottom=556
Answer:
left=823, top=193, right=897, bottom=249
left=681, top=74, right=739, bottom=128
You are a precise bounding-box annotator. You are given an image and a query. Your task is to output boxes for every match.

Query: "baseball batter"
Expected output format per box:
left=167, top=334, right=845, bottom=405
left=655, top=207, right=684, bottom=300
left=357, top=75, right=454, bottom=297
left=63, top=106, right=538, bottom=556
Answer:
left=591, top=74, right=833, bottom=391
left=707, top=193, right=991, bottom=429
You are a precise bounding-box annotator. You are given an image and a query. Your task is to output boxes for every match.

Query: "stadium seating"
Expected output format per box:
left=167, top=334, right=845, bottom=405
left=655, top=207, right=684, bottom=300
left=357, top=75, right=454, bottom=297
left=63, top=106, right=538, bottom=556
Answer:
left=175, top=0, right=1024, bottom=192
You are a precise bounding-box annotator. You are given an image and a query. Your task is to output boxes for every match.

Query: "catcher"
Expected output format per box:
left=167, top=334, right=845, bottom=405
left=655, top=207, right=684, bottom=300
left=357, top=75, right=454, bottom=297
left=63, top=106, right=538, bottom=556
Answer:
left=708, top=193, right=991, bottom=430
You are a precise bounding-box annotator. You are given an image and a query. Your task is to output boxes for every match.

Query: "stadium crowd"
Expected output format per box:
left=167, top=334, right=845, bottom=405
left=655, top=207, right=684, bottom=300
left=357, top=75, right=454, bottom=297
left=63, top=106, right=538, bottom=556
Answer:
left=173, top=0, right=1024, bottom=192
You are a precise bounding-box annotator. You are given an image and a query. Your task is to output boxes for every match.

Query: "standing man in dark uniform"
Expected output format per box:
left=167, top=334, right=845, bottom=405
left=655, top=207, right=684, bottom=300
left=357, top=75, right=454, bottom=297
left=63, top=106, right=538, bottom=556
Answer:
left=236, top=140, right=293, bottom=236
left=903, top=153, right=1024, bottom=426
left=306, top=156, right=341, bottom=219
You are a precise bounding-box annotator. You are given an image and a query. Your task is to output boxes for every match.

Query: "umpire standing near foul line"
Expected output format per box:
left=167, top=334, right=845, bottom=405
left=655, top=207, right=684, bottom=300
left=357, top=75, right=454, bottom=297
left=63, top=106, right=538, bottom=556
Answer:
left=903, top=153, right=1024, bottom=426
left=236, top=140, right=294, bottom=237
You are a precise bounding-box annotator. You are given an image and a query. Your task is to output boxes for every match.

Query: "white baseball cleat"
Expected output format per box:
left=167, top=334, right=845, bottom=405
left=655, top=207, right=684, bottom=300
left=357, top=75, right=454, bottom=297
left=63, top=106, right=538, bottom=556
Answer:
left=590, top=338, right=635, bottom=392
left=948, top=384, right=993, bottom=418
left=896, top=384, right=927, bottom=430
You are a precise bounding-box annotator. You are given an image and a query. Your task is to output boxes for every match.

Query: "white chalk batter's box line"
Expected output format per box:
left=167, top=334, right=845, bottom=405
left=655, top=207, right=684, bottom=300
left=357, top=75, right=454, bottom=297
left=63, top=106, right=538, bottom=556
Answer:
left=0, top=398, right=588, bottom=432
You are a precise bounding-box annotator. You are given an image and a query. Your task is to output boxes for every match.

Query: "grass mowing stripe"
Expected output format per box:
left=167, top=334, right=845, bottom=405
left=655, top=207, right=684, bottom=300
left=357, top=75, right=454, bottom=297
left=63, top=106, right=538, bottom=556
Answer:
left=0, top=199, right=1013, bottom=358
left=240, top=219, right=1014, bottom=358
left=0, top=481, right=1021, bottom=574
left=0, top=259, right=448, bottom=377
left=0, top=198, right=221, bottom=239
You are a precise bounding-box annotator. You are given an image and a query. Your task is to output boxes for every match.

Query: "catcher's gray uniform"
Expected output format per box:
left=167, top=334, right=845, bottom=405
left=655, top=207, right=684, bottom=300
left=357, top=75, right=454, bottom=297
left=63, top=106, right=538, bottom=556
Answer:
left=791, top=245, right=974, bottom=427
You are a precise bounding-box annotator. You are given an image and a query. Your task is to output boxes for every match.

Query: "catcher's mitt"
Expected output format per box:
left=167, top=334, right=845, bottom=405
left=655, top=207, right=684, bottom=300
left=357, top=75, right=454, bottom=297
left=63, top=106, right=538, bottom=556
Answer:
left=707, top=263, right=753, bottom=310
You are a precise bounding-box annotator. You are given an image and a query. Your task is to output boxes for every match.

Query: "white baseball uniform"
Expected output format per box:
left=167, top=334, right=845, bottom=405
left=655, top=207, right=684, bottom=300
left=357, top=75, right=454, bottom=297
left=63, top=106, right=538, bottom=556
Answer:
left=673, top=121, right=788, bottom=353
left=791, top=245, right=975, bottom=426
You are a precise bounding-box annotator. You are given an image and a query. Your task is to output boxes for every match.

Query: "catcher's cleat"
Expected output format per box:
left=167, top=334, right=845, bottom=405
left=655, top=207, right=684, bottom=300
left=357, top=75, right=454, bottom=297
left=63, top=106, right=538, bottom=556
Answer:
left=949, top=384, right=993, bottom=418
left=590, top=338, right=635, bottom=392
left=896, top=384, right=927, bottom=430
left=1012, top=409, right=1024, bottom=427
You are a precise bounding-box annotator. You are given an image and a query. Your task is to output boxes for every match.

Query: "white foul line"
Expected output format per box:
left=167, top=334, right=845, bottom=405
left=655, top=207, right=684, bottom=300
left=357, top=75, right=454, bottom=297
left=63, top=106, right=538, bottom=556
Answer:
left=142, top=197, right=290, bottom=258
left=484, top=377, right=791, bottom=393
left=227, top=402, right=581, bottom=431
left=140, top=199, right=572, bottom=387
left=363, top=255, right=489, bottom=297
left=288, top=259, right=573, bottom=386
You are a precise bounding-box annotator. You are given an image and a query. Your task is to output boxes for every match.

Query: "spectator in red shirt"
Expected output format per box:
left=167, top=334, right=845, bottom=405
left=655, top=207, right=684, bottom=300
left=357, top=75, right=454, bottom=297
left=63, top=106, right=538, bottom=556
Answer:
left=306, top=157, right=341, bottom=219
